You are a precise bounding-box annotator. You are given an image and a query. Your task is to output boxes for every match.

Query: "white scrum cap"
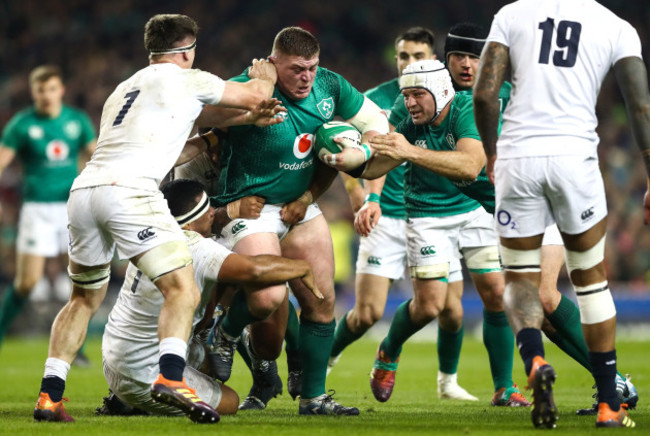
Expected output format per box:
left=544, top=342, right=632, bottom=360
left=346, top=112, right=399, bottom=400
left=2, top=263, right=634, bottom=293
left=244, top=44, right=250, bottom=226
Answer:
left=399, top=60, right=455, bottom=123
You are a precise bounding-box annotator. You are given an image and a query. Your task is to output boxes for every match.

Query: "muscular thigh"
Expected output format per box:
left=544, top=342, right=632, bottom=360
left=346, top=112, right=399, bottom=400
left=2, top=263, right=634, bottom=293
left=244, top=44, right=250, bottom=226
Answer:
left=281, top=214, right=335, bottom=314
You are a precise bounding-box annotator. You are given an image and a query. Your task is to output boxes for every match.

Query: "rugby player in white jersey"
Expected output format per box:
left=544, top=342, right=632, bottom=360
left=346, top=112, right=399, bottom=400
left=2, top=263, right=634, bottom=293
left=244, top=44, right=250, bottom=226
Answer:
left=34, top=13, right=285, bottom=423
left=474, top=0, right=650, bottom=428
left=101, top=178, right=319, bottom=418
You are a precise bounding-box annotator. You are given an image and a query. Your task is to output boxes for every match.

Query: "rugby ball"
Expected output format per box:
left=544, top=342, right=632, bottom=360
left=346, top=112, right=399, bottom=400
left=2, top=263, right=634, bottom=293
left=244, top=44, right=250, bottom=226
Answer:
left=313, top=121, right=362, bottom=161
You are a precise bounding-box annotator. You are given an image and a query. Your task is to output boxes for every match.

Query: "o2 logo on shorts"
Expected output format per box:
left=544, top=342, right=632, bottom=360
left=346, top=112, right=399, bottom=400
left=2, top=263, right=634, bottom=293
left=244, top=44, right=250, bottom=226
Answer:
left=293, top=133, right=314, bottom=159
left=497, top=210, right=516, bottom=230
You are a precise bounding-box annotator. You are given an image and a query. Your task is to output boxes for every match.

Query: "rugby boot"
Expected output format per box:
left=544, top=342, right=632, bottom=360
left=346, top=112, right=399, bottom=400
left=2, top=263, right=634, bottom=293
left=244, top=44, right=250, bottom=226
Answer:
left=491, top=384, right=531, bottom=407
left=34, top=392, right=74, bottom=422
left=528, top=356, right=558, bottom=429
left=438, top=372, right=479, bottom=401
left=299, top=391, right=360, bottom=415
left=370, top=348, right=399, bottom=402
left=150, top=374, right=219, bottom=423
left=595, top=403, right=635, bottom=428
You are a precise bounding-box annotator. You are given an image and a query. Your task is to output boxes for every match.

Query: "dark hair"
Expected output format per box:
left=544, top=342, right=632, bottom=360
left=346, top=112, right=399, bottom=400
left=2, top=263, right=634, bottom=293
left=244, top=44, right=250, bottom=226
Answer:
left=272, top=26, right=320, bottom=58
left=144, top=14, right=198, bottom=54
left=161, top=179, right=205, bottom=218
left=395, top=27, right=435, bottom=49
left=444, top=22, right=487, bottom=61
left=29, top=65, right=62, bottom=86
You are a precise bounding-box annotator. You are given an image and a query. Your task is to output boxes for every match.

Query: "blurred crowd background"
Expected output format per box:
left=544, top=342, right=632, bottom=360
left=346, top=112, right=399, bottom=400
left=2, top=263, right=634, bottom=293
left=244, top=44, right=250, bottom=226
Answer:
left=1, top=1, right=649, bottom=334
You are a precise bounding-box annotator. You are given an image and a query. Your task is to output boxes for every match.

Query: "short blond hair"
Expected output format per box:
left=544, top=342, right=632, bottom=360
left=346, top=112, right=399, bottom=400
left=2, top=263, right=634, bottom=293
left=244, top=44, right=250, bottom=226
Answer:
left=29, top=65, right=62, bottom=86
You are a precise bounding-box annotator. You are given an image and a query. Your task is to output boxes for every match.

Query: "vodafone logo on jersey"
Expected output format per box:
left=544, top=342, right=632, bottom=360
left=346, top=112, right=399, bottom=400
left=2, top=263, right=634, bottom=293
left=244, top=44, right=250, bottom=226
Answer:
left=46, top=140, right=70, bottom=161
left=293, top=133, right=314, bottom=159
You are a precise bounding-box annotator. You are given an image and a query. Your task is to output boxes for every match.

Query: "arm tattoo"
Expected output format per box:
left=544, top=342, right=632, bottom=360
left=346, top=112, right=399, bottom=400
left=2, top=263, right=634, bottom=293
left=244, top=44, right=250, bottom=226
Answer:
left=473, top=42, right=510, bottom=157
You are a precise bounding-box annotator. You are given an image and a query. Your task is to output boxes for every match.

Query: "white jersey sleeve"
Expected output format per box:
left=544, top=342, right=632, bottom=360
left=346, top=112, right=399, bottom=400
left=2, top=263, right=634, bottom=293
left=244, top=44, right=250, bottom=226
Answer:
left=487, top=0, right=642, bottom=159
left=73, top=64, right=226, bottom=190
left=102, top=230, right=232, bottom=383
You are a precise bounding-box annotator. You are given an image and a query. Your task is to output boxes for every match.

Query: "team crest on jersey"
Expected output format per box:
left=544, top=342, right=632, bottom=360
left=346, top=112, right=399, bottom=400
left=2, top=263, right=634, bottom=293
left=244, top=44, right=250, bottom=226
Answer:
left=46, top=140, right=70, bottom=161
left=64, top=120, right=81, bottom=139
left=316, top=97, right=334, bottom=119
left=293, top=133, right=314, bottom=159
left=446, top=133, right=456, bottom=148
left=28, top=126, right=44, bottom=140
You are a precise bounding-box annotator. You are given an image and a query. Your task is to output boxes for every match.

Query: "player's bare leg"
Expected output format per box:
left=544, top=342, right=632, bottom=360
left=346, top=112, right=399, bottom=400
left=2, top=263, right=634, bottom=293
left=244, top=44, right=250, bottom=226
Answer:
left=560, top=218, right=630, bottom=427
left=371, top=277, right=447, bottom=402
left=34, top=260, right=110, bottom=422
left=329, top=273, right=391, bottom=374
left=501, top=233, right=557, bottom=428
left=282, top=215, right=358, bottom=415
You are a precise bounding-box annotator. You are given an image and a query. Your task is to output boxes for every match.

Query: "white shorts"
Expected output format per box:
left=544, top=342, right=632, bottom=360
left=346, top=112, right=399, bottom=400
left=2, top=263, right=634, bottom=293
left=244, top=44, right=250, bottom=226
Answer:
left=407, top=208, right=497, bottom=268
left=495, top=155, right=607, bottom=237
left=67, top=186, right=186, bottom=266
left=356, top=216, right=407, bottom=280
left=103, top=361, right=222, bottom=415
left=17, top=202, right=68, bottom=256
left=220, top=203, right=322, bottom=250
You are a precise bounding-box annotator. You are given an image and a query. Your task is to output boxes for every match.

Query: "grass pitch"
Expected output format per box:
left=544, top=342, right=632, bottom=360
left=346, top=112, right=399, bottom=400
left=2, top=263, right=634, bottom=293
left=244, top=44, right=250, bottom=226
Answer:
left=1, top=333, right=647, bottom=435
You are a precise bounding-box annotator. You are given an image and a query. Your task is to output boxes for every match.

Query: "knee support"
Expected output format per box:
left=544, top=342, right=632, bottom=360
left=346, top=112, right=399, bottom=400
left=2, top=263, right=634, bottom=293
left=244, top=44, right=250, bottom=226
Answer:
left=68, top=266, right=111, bottom=290
left=575, top=282, right=616, bottom=324
left=499, top=245, right=541, bottom=273
left=409, top=263, right=449, bottom=280
left=136, top=240, right=192, bottom=282
left=564, top=235, right=605, bottom=276
left=463, top=246, right=501, bottom=273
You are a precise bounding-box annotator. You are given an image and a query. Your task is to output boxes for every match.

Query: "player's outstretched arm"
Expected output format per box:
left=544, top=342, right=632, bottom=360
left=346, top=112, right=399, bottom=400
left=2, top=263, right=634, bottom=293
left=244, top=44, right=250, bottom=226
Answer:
left=218, top=254, right=323, bottom=300
left=614, top=56, right=650, bottom=224
left=195, top=98, right=286, bottom=128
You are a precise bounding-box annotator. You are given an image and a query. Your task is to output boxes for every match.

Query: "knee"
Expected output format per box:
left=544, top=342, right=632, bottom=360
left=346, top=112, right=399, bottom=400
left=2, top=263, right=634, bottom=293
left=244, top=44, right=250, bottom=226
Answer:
left=438, top=308, right=463, bottom=331
left=350, top=305, right=382, bottom=331
left=249, top=288, right=286, bottom=320
left=412, top=298, right=442, bottom=321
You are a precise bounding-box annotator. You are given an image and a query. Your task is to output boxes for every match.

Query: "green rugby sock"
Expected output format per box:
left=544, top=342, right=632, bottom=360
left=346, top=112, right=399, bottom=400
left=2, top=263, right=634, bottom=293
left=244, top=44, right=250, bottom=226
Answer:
left=546, top=295, right=591, bottom=371
left=299, top=316, right=335, bottom=399
left=285, top=300, right=300, bottom=352
left=330, top=311, right=364, bottom=357
left=380, top=299, right=421, bottom=361
left=0, top=286, right=28, bottom=346
left=483, top=309, right=515, bottom=391
left=437, top=324, right=463, bottom=374
left=221, top=291, right=259, bottom=338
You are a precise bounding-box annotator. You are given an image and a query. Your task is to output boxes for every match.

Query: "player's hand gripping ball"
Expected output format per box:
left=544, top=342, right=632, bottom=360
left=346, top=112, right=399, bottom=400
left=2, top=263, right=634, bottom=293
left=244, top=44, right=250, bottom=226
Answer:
left=313, top=121, right=363, bottom=161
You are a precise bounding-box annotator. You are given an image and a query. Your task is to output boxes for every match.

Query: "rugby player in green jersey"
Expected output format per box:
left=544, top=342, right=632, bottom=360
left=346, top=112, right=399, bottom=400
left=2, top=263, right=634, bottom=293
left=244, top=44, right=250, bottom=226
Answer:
left=208, top=26, right=388, bottom=415
left=0, top=65, right=96, bottom=357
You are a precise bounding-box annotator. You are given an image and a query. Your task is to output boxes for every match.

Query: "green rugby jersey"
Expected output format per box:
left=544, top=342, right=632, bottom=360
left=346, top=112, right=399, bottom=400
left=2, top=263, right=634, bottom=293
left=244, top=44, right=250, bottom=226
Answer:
left=394, top=93, right=483, bottom=218
left=390, top=84, right=512, bottom=216
left=364, top=78, right=406, bottom=220
left=1, top=105, right=95, bottom=202
left=215, top=67, right=364, bottom=205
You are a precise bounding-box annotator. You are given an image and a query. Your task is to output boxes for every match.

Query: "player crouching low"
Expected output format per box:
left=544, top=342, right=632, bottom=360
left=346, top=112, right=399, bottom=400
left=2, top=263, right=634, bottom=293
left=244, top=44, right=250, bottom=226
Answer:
left=100, top=179, right=320, bottom=420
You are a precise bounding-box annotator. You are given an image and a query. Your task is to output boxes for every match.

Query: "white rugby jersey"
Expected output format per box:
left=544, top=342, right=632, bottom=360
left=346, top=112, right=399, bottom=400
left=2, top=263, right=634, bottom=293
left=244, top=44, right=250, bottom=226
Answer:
left=73, top=63, right=225, bottom=191
left=174, top=151, right=221, bottom=196
left=487, top=0, right=642, bottom=158
left=102, top=230, right=231, bottom=383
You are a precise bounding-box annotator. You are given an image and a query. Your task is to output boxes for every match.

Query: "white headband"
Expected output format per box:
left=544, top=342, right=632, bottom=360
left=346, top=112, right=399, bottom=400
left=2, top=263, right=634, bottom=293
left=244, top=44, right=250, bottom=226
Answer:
left=150, top=40, right=196, bottom=56
left=175, top=191, right=210, bottom=226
